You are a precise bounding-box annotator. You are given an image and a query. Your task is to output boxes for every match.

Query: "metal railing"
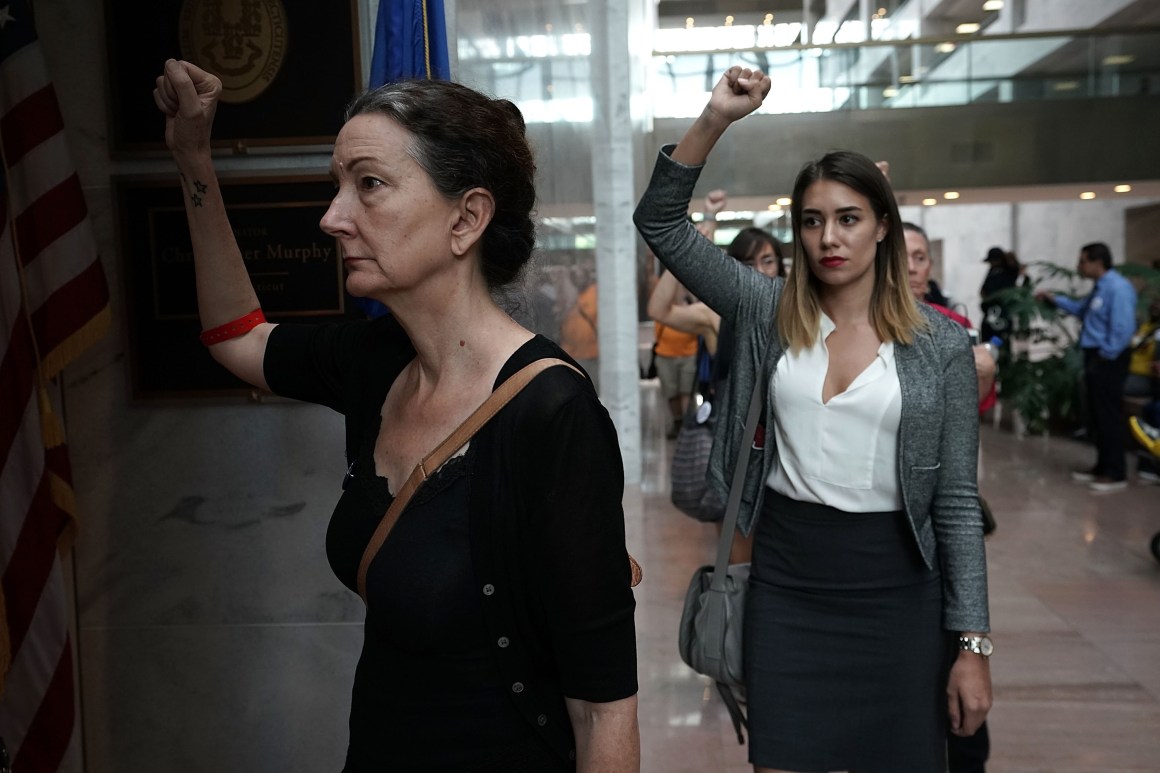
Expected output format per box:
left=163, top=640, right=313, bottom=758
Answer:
left=650, top=26, right=1160, bottom=116
left=454, top=26, right=1160, bottom=122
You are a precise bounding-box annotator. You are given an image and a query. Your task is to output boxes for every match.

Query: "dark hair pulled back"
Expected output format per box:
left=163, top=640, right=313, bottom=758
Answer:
left=344, top=79, right=537, bottom=289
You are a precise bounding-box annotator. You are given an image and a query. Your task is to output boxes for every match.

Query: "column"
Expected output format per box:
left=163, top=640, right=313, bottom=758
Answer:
left=588, top=0, right=645, bottom=483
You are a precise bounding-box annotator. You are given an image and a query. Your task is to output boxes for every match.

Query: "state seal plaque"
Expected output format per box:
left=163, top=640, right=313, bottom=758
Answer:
left=106, top=0, right=359, bottom=151
left=178, top=0, right=289, bottom=104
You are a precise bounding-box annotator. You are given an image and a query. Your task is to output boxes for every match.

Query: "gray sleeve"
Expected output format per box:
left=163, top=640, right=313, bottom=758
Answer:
left=633, top=146, right=757, bottom=320
left=932, top=330, right=991, bottom=633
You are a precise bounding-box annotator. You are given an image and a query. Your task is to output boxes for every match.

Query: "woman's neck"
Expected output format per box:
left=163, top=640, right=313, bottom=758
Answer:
left=818, top=281, right=874, bottom=327
left=387, top=287, right=533, bottom=392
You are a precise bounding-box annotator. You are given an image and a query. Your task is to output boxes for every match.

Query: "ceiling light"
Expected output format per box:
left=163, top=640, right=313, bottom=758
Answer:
left=1114, top=184, right=1132, bottom=193
left=982, top=0, right=1004, bottom=11
left=763, top=13, right=774, bottom=25
left=922, top=198, right=937, bottom=206
left=1052, top=80, right=1079, bottom=91
left=878, top=6, right=887, bottom=14
left=899, top=75, right=918, bottom=83
left=935, top=42, right=956, bottom=54
left=956, top=23, right=981, bottom=34
left=943, top=191, right=960, bottom=200
left=767, top=204, right=782, bottom=212
left=883, top=87, right=899, bottom=98
left=685, top=17, right=694, bottom=28
left=776, top=197, right=792, bottom=206
left=1079, top=191, right=1096, bottom=200
left=1102, top=54, right=1135, bottom=66
left=725, top=15, right=734, bottom=26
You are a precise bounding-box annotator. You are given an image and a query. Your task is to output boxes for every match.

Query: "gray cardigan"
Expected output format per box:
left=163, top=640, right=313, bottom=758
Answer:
left=634, top=146, right=989, bottom=634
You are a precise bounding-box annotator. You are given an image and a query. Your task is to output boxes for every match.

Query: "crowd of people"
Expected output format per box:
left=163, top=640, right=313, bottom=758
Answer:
left=152, top=49, right=1160, bottom=772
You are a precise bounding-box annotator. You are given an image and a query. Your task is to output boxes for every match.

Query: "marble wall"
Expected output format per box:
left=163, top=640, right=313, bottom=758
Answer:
left=28, top=0, right=1159, bottom=769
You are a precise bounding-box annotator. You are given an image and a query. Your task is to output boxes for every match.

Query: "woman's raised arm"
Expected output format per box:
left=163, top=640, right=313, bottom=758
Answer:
left=153, top=58, right=274, bottom=390
left=647, top=270, right=720, bottom=353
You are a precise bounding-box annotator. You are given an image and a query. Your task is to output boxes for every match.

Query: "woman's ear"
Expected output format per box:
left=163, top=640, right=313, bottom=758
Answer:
left=876, top=218, right=888, bottom=244
left=450, top=188, right=495, bottom=257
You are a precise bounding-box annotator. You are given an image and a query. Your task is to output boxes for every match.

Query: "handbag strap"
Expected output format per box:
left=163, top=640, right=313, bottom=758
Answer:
left=686, top=336, right=707, bottom=404
left=710, top=319, right=779, bottom=590
left=357, top=357, right=579, bottom=602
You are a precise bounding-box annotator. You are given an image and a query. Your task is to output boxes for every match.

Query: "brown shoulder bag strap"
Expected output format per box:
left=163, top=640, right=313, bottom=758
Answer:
left=356, top=358, right=579, bottom=602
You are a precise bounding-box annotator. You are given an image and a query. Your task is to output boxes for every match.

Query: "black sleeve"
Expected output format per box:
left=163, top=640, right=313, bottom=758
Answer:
left=263, top=317, right=413, bottom=414
left=522, top=370, right=638, bottom=702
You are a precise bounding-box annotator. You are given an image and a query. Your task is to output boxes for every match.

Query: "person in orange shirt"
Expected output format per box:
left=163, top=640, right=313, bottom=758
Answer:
left=654, top=316, right=700, bottom=437
left=559, top=264, right=600, bottom=389
left=649, top=190, right=727, bottom=438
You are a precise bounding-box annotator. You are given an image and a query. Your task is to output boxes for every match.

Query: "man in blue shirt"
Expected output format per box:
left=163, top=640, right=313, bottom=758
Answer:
left=1038, top=243, right=1138, bottom=491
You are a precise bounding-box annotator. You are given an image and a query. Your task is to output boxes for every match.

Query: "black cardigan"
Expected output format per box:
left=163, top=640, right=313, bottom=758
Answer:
left=264, top=317, right=638, bottom=765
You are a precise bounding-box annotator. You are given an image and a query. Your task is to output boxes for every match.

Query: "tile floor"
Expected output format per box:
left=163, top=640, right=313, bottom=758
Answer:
left=629, top=382, right=1160, bottom=773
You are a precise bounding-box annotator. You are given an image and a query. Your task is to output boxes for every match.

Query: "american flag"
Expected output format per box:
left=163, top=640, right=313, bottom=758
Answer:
left=1, top=0, right=109, bottom=769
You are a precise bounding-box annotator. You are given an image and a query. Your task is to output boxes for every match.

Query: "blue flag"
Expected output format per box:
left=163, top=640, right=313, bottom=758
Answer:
left=370, top=0, right=451, bottom=88
left=354, top=0, right=451, bottom=319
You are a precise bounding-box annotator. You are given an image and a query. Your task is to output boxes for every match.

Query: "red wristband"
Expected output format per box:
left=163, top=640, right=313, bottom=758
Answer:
left=199, top=309, right=266, bottom=346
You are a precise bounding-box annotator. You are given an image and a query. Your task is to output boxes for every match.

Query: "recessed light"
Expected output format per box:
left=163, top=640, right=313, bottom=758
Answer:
left=956, top=23, right=981, bottom=34
left=1114, top=184, right=1132, bottom=193
left=883, top=87, right=899, bottom=98
left=1102, top=54, right=1135, bottom=66
left=935, top=42, right=956, bottom=54
left=922, top=198, right=937, bottom=206
left=776, top=197, right=792, bottom=206
left=944, top=191, right=960, bottom=200
left=767, top=204, right=782, bottom=211
left=725, top=15, right=734, bottom=26
left=685, top=17, right=694, bottom=28
left=1052, top=81, right=1079, bottom=91
left=899, top=75, right=918, bottom=83
left=983, top=0, right=1004, bottom=11
left=1079, top=191, right=1096, bottom=200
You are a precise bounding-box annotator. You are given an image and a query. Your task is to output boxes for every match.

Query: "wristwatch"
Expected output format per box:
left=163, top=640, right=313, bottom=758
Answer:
left=958, top=634, right=994, bottom=658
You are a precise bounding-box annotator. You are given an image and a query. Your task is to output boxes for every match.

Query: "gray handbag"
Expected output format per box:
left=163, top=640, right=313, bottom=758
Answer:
left=677, top=348, right=766, bottom=745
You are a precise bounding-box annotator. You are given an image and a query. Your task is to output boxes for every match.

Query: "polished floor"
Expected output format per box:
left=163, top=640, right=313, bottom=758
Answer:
left=629, top=381, right=1160, bottom=773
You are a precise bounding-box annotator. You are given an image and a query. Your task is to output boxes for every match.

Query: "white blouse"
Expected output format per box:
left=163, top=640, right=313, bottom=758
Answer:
left=766, top=313, right=903, bottom=512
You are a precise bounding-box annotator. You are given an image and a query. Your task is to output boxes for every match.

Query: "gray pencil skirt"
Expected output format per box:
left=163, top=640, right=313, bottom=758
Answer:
left=745, top=489, right=955, bottom=773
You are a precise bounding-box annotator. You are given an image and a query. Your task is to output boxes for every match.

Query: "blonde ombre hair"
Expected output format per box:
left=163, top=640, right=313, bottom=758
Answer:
left=776, top=150, right=926, bottom=352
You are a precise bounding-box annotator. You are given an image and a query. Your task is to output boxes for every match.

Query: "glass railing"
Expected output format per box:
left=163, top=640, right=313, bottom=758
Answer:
left=651, top=26, right=1160, bottom=116
left=454, top=26, right=1160, bottom=123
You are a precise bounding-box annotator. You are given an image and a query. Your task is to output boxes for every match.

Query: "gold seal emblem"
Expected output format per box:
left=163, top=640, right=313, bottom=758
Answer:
left=179, top=0, right=289, bottom=104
